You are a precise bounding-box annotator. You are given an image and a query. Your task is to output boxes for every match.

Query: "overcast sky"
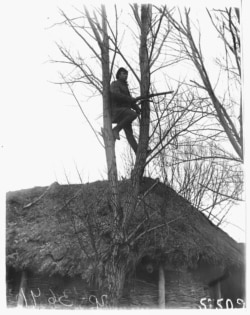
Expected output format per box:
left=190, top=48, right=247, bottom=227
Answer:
left=1, top=0, right=247, bottom=244
left=1, top=0, right=108, bottom=192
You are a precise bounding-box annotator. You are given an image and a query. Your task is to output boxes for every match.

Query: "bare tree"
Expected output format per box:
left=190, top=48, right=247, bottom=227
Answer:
left=54, top=4, right=172, bottom=305
left=52, top=3, right=243, bottom=306
left=163, top=6, right=242, bottom=161
left=140, top=79, right=243, bottom=228
left=154, top=140, right=242, bottom=223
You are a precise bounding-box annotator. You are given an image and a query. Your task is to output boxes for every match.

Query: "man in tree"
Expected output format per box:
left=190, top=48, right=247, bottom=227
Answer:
left=110, top=67, right=141, bottom=154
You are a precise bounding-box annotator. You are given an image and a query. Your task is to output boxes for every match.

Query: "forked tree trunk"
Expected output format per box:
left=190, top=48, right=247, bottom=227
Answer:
left=100, top=4, right=153, bottom=305
left=86, top=5, right=152, bottom=307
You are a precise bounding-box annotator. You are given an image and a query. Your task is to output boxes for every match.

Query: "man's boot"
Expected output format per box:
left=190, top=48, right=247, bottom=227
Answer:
left=112, top=127, right=120, bottom=140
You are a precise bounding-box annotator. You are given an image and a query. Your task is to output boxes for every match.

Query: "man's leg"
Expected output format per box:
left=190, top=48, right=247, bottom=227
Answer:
left=124, top=124, right=138, bottom=154
left=112, top=108, right=138, bottom=140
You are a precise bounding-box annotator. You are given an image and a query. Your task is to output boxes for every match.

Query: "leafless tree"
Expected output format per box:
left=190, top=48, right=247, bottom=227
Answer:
left=135, top=79, right=243, bottom=228
left=138, top=5, right=243, bottom=234
left=53, top=4, right=173, bottom=305
left=52, top=3, right=243, bottom=306
left=162, top=6, right=242, bottom=161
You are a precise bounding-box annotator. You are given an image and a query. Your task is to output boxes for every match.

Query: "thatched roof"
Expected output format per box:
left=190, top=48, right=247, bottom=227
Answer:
left=6, top=177, right=243, bottom=281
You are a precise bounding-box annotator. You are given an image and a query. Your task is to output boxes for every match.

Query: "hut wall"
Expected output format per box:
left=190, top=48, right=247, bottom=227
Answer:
left=164, top=268, right=210, bottom=309
left=120, top=278, right=159, bottom=308
left=120, top=268, right=210, bottom=309
left=6, top=267, right=22, bottom=307
left=6, top=269, right=93, bottom=308
left=207, top=267, right=246, bottom=308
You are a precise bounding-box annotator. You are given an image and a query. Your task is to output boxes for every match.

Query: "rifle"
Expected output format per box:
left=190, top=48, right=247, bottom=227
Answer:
left=136, top=90, right=174, bottom=102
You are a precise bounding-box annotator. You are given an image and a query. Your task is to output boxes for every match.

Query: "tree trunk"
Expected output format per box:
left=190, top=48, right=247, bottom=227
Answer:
left=86, top=5, right=152, bottom=306
left=99, top=6, right=126, bottom=306
left=158, top=264, right=166, bottom=308
left=105, top=255, right=126, bottom=307
left=100, top=5, right=123, bottom=225
left=134, top=4, right=151, bottom=178
left=123, top=4, right=152, bottom=228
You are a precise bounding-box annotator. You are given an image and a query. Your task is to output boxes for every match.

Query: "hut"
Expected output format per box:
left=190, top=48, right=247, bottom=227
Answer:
left=6, top=178, right=245, bottom=309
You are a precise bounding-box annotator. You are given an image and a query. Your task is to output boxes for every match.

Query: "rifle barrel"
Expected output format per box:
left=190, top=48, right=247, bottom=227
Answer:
left=139, top=91, right=174, bottom=100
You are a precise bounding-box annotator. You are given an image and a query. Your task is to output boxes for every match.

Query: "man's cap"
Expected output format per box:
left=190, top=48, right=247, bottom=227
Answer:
left=116, top=67, right=128, bottom=79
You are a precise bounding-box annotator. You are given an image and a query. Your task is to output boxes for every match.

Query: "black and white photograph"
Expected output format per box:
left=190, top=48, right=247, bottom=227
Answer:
left=1, top=0, right=247, bottom=311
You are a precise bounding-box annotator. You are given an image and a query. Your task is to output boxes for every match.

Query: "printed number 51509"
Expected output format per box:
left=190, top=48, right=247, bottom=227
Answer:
left=199, top=297, right=245, bottom=309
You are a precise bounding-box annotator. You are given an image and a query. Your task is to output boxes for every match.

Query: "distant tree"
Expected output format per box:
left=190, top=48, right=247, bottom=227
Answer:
left=156, top=6, right=243, bottom=227
left=121, top=79, right=243, bottom=228
left=163, top=7, right=242, bottom=161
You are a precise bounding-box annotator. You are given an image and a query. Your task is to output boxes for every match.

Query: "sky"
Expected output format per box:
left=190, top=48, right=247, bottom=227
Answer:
left=1, top=0, right=108, bottom=191
left=0, top=0, right=248, bottom=246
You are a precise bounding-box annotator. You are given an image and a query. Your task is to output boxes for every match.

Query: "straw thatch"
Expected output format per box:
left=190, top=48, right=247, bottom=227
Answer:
left=6, top=177, right=243, bottom=282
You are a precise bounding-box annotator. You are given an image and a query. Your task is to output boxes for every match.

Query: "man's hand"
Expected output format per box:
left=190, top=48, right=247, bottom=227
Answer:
left=131, top=97, right=138, bottom=103
left=131, top=98, right=141, bottom=114
left=134, top=104, right=141, bottom=115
